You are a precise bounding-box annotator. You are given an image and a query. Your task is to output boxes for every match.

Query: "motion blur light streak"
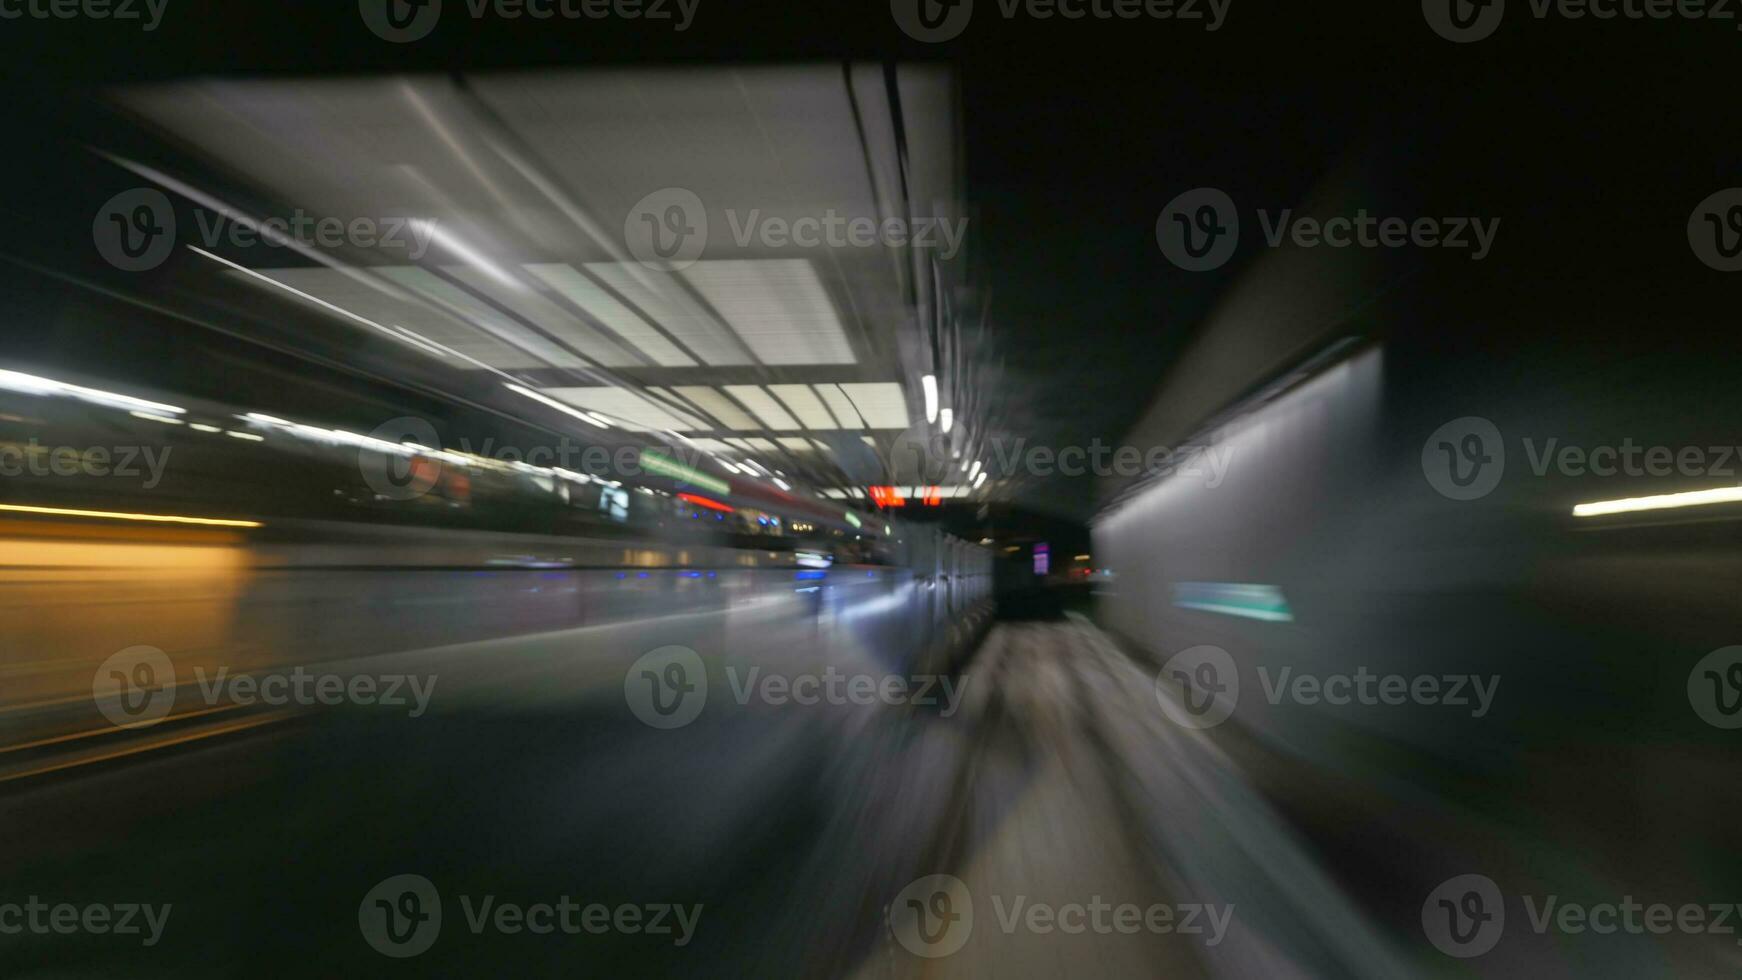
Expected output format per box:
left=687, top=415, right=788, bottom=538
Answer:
left=0, top=368, right=184, bottom=416
left=6, top=14, right=1740, bottom=980
left=1571, top=486, right=1742, bottom=517
left=1171, top=582, right=1296, bottom=623
left=503, top=382, right=607, bottom=428
left=0, top=504, right=263, bottom=528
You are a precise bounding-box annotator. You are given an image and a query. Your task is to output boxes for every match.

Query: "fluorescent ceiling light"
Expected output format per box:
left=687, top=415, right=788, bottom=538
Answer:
left=1573, top=486, right=1742, bottom=518
left=679, top=259, right=855, bottom=366
left=411, top=221, right=518, bottom=291
left=225, top=261, right=538, bottom=371
left=540, top=387, right=705, bottom=431
left=671, top=386, right=759, bottom=430
left=968, top=460, right=982, bottom=480
left=838, top=383, right=910, bottom=429
left=584, top=263, right=750, bottom=367
left=815, top=384, right=865, bottom=428
left=940, top=408, right=954, bottom=434
left=525, top=263, right=696, bottom=367
left=973, top=471, right=987, bottom=488
left=379, top=267, right=587, bottom=370
left=922, top=374, right=939, bottom=423
left=723, top=386, right=800, bottom=430
left=504, top=384, right=606, bottom=428
left=767, top=385, right=838, bottom=430
left=447, top=266, right=640, bottom=367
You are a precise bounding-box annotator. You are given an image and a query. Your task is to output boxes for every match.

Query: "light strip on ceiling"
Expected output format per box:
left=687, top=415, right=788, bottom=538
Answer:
left=670, top=386, right=760, bottom=431
left=504, top=384, right=606, bottom=428
left=838, top=383, right=910, bottom=429
left=524, top=263, right=697, bottom=368
left=583, top=263, right=750, bottom=367
left=723, top=386, right=800, bottom=430
left=540, top=387, right=705, bottom=431
left=815, top=384, right=864, bottom=428
left=678, top=259, right=856, bottom=366
left=447, top=266, right=640, bottom=367
left=767, top=384, right=838, bottom=430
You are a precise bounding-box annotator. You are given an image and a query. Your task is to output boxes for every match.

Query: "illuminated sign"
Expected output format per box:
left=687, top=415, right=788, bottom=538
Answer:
left=868, top=486, right=905, bottom=507
left=677, top=492, right=734, bottom=514
left=868, top=486, right=942, bottom=508
left=1033, top=543, right=1050, bottom=576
